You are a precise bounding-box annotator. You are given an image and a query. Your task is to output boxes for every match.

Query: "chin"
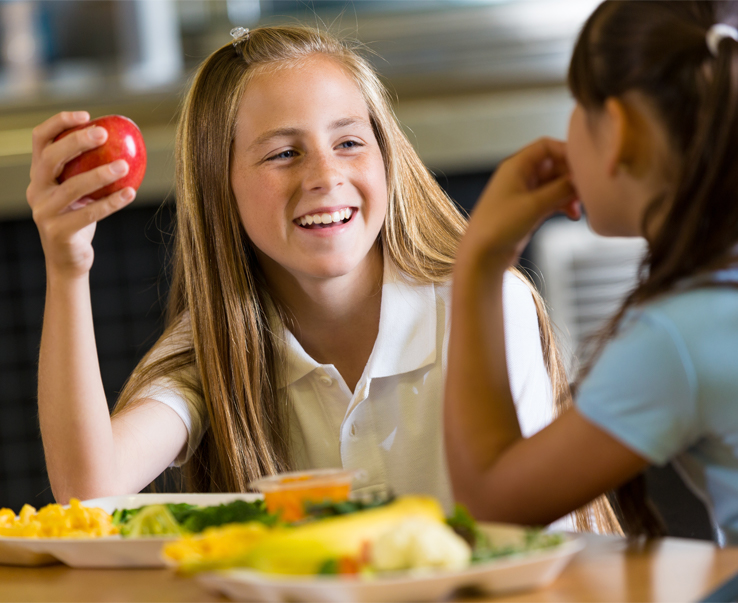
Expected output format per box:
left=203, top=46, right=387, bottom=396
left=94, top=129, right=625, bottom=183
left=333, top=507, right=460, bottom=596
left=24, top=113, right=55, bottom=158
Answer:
left=304, top=259, right=363, bottom=280
left=304, top=243, right=381, bottom=279
left=585, top=215, right=633, bottom=238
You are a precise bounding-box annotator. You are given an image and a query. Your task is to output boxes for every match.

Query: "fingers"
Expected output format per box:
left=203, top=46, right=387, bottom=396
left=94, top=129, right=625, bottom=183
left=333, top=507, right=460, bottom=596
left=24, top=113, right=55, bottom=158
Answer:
left=59, top=160, right=128, bottom=213
left=27, top=111, right=137, bottom=279
left=534, top=154, right=569, bottom=188
left=519, top=137, right=568, bottom=165
left=502, top=138, right=569, bottom=189
left=36, top=125, right=109, bottom=185
left=29, top=111, right=111, bottom=198
left=33, top=159, right=128, bottom=219
left=528, top=174, right=578, bottom=214
left=42, top=188, right=136, bottom=242
left=562, top=199, right=583, bottom=221
left=460, top=138, right=580, bottom=268
left=68, top=186, right=136, bottom=230
left=31, top=111, right=90, bottom=162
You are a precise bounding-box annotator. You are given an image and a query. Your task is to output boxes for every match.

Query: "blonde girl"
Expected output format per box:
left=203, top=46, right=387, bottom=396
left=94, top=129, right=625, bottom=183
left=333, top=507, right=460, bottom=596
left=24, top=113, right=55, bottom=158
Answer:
left=446, top=0, right=738, bottom=541
left=29, top=25, right=603, bottom=528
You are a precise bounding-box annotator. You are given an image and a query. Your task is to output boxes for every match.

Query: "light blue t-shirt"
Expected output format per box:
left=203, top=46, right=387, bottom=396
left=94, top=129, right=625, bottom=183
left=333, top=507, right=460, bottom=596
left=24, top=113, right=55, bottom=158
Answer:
left=576, top=268, right=738, bottom=544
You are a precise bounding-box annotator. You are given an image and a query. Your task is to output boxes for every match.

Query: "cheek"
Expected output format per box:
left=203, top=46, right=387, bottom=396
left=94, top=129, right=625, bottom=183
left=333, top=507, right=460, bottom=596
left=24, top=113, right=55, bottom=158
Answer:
left=566, top=130, right=600, bottom=204
left=232, top=174, right=281, bottom=242
left=363, top=159, right=389, bottom=218
left=566, top=123, right=585, bottom=184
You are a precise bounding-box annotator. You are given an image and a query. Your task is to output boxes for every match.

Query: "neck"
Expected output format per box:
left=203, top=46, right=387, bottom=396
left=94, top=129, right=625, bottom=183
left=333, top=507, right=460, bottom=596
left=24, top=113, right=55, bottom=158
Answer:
left=261, top=245, right=384, bottom=392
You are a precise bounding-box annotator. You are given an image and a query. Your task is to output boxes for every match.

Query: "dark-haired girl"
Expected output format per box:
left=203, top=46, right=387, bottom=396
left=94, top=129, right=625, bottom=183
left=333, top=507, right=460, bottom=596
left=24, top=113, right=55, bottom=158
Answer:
left=445, top=0, right=738, bottom=542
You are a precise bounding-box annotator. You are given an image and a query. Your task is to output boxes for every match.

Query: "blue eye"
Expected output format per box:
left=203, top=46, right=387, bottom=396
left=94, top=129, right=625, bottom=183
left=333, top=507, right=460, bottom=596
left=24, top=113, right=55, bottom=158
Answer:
left=268, top=149, right=297, bottom=161
left=338, top=140, right=362, bottom=149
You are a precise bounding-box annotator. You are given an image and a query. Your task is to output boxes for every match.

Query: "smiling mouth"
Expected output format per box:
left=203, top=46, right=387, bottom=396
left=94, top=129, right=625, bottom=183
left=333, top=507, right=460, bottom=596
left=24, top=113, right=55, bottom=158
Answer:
left=296, top=207, right=355, bottom=229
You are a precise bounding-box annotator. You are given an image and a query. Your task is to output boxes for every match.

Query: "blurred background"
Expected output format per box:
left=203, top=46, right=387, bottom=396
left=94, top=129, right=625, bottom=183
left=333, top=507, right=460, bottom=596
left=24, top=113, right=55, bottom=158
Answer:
left=0, top=0, right=712, bottom=539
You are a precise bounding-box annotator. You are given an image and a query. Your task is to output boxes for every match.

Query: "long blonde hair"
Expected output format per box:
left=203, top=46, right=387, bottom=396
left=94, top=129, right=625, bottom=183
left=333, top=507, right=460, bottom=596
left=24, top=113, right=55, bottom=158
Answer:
left=113, top=25, right=613, bottom=531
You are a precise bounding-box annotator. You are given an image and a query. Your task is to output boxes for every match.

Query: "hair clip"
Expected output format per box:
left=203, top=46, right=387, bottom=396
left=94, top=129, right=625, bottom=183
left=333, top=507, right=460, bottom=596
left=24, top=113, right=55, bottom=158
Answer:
left=230, top=27, right=250, bottom=47
left=706, top=23, right=738, bottom=57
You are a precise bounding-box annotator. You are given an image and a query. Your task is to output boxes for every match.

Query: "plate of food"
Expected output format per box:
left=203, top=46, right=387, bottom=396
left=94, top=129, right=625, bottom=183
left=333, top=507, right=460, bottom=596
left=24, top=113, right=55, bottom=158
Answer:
left=162, top=492, right=584, bottom=602
left=0, top=493, right=265, bottom=568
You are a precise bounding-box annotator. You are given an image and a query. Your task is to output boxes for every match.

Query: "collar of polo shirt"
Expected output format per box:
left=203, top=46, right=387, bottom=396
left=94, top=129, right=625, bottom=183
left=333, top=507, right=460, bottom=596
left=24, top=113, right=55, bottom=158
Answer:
left=272, top=252, right=438, bottom=389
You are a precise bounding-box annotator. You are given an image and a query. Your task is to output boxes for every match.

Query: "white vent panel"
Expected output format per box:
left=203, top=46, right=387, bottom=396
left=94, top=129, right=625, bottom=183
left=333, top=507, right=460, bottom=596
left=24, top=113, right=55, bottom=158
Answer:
left=531, top=219, right=646, bottom=374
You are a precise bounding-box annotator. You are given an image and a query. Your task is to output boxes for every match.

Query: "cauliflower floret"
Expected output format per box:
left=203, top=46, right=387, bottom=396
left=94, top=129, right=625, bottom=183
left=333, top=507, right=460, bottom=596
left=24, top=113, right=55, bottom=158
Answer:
left=371, top=517, right=471, bottom=572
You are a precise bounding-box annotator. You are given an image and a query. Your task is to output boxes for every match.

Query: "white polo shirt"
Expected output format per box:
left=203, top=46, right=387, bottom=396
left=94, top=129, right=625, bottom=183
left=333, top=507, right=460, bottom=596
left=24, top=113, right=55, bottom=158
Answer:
left=143, top=261, right=553, bottom=514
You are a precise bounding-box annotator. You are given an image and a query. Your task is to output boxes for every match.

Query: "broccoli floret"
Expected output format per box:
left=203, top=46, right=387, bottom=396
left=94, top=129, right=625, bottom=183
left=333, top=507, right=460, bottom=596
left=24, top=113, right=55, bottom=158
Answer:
left=177, top=499, right=277, bottom=533
left=118, top=505, right=184, bottom=537
left=446, top=504, right=564, bottom=563
left=113, top=499, right=277, bottom=537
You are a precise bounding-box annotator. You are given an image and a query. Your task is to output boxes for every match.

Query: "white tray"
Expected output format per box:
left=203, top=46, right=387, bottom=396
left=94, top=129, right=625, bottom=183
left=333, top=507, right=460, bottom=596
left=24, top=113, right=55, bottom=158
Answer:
left=195, top=523, right=584, bottom=602
left=0, top=493, right=261, bottom=568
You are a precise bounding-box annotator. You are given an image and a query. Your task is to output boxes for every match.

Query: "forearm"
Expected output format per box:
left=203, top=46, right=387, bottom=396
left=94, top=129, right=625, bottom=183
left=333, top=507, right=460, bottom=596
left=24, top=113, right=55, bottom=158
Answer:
left=444, top=253, right=523, bottom=510
left=38, top=271, right=118, bottom=502
left=445, top=254, right=647, bottom=525
left=443, top=138, right=617, bottom=522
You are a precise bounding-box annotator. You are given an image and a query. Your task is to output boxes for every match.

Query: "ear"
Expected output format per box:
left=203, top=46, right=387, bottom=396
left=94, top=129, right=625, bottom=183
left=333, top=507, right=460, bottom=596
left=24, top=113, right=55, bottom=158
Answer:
left=602, top=97, right=627, bottom=176
left=602, top=97, right=651, bottom=178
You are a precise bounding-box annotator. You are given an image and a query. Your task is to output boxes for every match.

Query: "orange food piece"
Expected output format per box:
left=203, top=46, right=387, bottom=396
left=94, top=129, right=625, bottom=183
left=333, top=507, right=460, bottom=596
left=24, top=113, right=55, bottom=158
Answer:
left=337, top=556, right=360, bottom=575
left=263, top=484, right=351, bottom=522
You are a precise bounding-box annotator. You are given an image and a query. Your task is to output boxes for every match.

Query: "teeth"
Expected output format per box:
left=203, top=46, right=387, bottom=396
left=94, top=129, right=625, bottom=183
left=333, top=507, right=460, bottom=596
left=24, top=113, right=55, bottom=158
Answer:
left=298, top=208, right=353, bottom=227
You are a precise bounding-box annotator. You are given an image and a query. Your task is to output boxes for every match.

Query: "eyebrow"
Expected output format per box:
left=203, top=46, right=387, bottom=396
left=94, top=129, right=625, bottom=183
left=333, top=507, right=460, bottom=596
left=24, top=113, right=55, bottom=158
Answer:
left=248, top=117, right=370, bottom=151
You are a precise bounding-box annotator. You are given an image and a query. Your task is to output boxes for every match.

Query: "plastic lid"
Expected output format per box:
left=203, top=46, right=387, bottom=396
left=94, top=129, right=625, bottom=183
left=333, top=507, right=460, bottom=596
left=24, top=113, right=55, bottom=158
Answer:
left=248, top=468, right=364, bottom=493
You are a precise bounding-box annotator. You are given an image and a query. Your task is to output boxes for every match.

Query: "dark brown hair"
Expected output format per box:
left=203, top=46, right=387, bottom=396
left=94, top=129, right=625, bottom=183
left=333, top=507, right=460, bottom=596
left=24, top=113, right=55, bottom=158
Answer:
left=568, top=0, right=738, bottom=536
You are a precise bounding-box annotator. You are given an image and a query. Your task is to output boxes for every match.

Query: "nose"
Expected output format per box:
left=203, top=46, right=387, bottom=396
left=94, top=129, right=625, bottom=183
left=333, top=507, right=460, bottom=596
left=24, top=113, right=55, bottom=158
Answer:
left=301, top=150, right=343, bottom=193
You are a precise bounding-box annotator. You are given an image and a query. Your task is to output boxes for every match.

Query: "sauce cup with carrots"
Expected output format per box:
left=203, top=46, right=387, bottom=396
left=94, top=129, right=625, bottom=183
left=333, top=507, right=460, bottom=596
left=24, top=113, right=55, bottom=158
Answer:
left=249, top=469, right=361, bottom=522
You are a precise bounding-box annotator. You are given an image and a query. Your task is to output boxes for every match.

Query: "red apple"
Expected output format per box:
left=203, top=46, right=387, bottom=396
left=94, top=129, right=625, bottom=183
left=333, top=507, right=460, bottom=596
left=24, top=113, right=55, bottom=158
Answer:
left=54, top=114, right=147, bottom=200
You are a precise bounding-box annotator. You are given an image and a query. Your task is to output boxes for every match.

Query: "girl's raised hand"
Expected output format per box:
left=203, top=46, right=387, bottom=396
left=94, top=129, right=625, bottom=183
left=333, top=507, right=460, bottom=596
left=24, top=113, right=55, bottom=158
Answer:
left=459, top=138, right=580, bottom=272
left=26, top=111, right=137, bottom=279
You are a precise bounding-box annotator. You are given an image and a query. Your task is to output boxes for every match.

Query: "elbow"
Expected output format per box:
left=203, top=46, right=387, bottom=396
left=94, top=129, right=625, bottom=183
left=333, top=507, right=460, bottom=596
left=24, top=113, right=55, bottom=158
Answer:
left=48, top=473, right=122, bottom=505
left=50, top=482, right=93, bottom=505
left=450, top=469, right=504, bottom=522
left=450, top=469, right=564, bottom=527
left=455, top=487, right=562, bottom=527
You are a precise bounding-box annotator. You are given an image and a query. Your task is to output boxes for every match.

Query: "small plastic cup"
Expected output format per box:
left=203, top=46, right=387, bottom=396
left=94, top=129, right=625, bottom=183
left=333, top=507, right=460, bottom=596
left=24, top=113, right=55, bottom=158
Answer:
left=249, top=469, right=359, bottom=522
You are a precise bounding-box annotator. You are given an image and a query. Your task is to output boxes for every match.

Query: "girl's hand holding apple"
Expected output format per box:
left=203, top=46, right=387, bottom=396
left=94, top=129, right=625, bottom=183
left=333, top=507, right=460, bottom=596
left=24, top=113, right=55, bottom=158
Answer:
left=54, top=114, right=147, bottom=200
left=26, top=111, right=145, bottom=279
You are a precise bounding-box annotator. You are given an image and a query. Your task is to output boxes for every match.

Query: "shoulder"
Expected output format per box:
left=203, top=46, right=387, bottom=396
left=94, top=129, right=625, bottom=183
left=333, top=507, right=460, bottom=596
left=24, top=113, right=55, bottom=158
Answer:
left=147, top=312, right=194, bottom=361
left=633, top=286, right=738, bottom=396
left=641, top=285, right=738, bottom=332
left=614, top=286, right=738, bottom=375
left=503, top=269, right=536, bottom=303
left=586, top=284, right=738, bottom=397
left=433, top=269, right=540, bottom=337
left=644, top=267, right=738, bottom=320
left=501, top=270, right=540, bottom=330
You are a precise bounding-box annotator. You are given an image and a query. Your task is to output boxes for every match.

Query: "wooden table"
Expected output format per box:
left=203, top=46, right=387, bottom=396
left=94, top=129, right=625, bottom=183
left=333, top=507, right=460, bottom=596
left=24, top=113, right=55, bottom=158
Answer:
left=1, top=534, right=737, bottom=602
